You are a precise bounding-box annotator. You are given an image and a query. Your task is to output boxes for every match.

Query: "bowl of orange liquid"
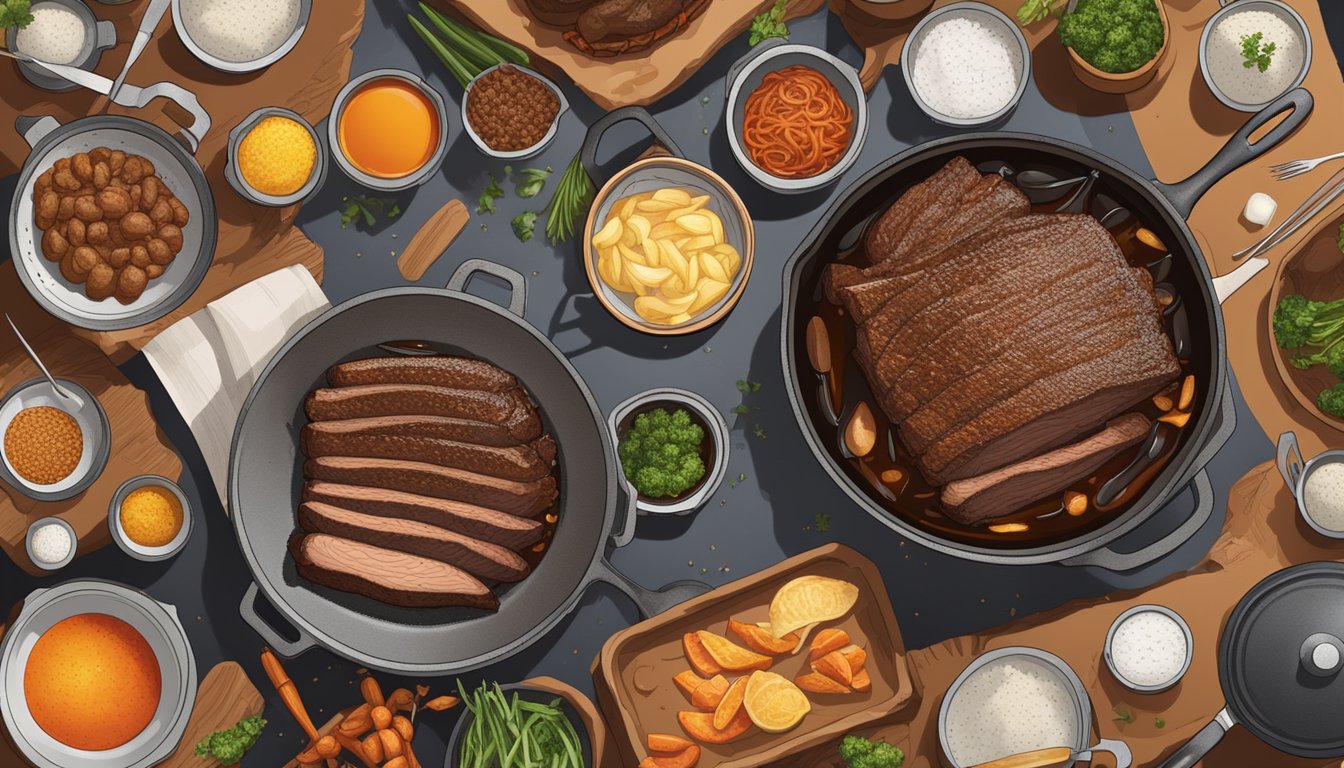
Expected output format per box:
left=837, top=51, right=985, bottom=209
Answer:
left=329, top=68, right=448, bottom=191
left=0, top=579, right=196, bottom=768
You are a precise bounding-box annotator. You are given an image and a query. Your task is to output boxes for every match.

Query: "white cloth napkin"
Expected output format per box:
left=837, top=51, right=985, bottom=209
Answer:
left=143, top=266, right=330, bottom=510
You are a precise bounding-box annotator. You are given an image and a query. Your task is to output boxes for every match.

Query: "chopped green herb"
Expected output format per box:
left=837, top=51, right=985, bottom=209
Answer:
left=515, top=166, right=552, bottom=199
left=752, top=424, right=767, bottom=439
left=749, top=0, right=790, bottom=45
left=839, top=734, right=905, bottom=768
left=1058, top=0, right=1165, bottom=74
left=511, top=211, right=538, bottom=242
left=477, top=176, right=505, bottom=214
left=736, top=379, right=762, bottom=393
left=619, top=408, right=706, bottom=498
left=1112, top=705, right=1134, bottom=725
left=340, top=195, right=399, bottom=229
left=195, top=715, right=266, bottom=765
left=1015, top=0, right=1064, bottom=24
left=0, top=0, right=33, bottom=29
left=1240, top=31, right=1277, bottom=72
left=1155, top=717, right=1166, bottom=729
left=700, top=95, right=711, bottom=105
left=729, top=404, right=751, bottom=415
left=814, top=513, right=831, bottom=532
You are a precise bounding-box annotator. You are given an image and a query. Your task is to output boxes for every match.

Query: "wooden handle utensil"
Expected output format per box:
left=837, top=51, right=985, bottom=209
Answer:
left=397, top=199, right=469, bottom=281
left=970, top=746, right=1074, bottom=768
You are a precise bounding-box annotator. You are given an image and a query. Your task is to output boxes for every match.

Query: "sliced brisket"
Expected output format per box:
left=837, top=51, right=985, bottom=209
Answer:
left=302, top=482, right=545, bottom=550
left=301, top=428, right=556, bottom=481
left=304, top=385, right=541, bottom=442
left=297, top=414, right=540, bottom=448
left=304, top=456, right=557, bottom=517
left=326, top=355, right=518, bottom=392
left=290, top=533, right=498, bottom=610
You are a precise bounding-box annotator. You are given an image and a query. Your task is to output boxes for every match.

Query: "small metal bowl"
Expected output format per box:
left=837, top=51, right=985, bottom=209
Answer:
left=24, top=517, right=76, bottom=571
left=462, top=64, right=569, bottom=160
left=225, top=107, right=327, bottom=207
left=6, top=0, right=116, bottom=93
left=1104, top=604, right=1193, bottom=693
left=901, top=2, right=1031, bottom=127
left=328, top=68, right=449, bottom=192
left=444, top=683, right=594, bottom=768
left=172, top=0, right=311, bottom=73
left=1199, top=0, right=1310, bottom=112
left=608, top=388, right=730, bottom=516
left=109, top=475, right=193, bottom=562
left=0, top=377, right=110, bottom=502
left=1277, top=431, right=1344, bottom=539
left=725, top=41, right=869, bottom=193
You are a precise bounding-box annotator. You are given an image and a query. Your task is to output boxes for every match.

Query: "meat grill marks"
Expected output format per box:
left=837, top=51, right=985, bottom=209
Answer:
left=291, top=355, right=560, bottom=611
left=835, top=156, right=1180, bottom=517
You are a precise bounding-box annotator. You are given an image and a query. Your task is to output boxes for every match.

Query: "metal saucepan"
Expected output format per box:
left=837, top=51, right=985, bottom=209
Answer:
left=1159, top=562, right=1344, bottom=766
left=8, top=113, right=216, bottom=331
left=782, top=88, right=1313, bottom=569
left=230, top=259, right=708, bottom=674
left=939, top=647, right=1131, bottom=768
left=1276, top=431, right=1344, bottom=539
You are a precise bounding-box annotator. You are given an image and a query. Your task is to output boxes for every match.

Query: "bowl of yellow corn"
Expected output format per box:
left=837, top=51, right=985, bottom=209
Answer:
left=225, top=107, right=325, bottom=207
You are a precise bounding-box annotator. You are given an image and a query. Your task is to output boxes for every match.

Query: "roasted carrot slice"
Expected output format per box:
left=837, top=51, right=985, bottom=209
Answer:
left=673, top=671, right=704, bottom=701
left=813, top=650, right=854, bottom=686
left=851, top=668, right=871, bottom=692
left=839, top=644, right=866, bottom=672
left=639, top=744, right=701, bottom=768
left=647, top=733, right=695, bottom=754
left=683, top=632, right=723, bottom=677
left=808, top=628, right=850, bottom=661
left=690, top=674, right=729, bottom=709
left=696, top=630, right=772, bottom=672
left=713, top=676, right=749, bottom=730
left=727, top=618, right=799, bottom=655
left=679, top=709, right=753, bottom=744
left=795, top=672, right=851, bottom=694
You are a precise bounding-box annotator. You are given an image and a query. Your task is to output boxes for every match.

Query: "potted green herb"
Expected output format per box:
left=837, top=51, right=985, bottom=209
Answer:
left=1018, top=0, right=1168, bottom=93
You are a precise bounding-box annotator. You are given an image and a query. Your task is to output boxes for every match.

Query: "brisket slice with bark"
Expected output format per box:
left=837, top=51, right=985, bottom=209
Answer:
left=302, top=482, right=546, bottom=550
left=301, top=428, right=556, bottom=482
left=304, top=385, right=541, bottom=442
left=326, top=355, right=518, bottom=392
left=297, top=414, right=540, bottom=448
left=304, top=456, right=558, bottom=518
left=290, top=533, right=498, bottom=610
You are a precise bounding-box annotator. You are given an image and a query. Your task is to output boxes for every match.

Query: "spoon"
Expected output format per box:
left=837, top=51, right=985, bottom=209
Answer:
left=377, top=340, right=441, bottom=356
left=5, top=314, right=83, bottom=408
left=971, top=746, right=1074, bottom=768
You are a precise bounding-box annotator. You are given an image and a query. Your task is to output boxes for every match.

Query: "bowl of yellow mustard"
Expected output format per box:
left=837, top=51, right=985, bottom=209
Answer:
left=109, top=475, right=192, bottom=562
left=225, top=107, right=326, bottom=207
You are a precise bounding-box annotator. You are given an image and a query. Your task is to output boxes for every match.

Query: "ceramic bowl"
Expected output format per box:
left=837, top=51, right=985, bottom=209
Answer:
left=901, top=2, right=1030, bottom=127
left=1065, top=0, right=1170, bottom=94
left=1104, top=604, right=1194, bottom=693
left=6, top=0, right=116, bottom=93
left=172, top=0, right=311, bottom=73
left=462, top=64, right=569, bottom=160
left=1277, top=431, right=1344, bottom=539
left=608, top=388, right=730, bottom=516
left=108, top=475, right=193, bottom=561
left=328, top=68, right=449, bottom=191
left=1199, top=0, right=1310, bottom=112
left=225, top=107, right=327, bottom=207
left=0, top=377, right=110, bottom=502
left=24, top=517, right=76, bottom=571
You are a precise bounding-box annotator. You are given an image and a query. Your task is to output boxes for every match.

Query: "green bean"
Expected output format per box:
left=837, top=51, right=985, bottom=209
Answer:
left=409, top=16, right=473, bottom=88
left=420, top=3, right=499, bottom=70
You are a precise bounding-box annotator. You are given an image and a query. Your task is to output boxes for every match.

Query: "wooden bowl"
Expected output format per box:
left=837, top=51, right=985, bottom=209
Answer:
left=1065, top=0, right=1169, bottom=94
left=847, top=0, right=936, bottom=24
left=1267, top=211, right=1344, bottom=429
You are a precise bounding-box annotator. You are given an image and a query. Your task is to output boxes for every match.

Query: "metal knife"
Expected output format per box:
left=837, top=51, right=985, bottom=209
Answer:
left=109, top=0, right=172, bottom=101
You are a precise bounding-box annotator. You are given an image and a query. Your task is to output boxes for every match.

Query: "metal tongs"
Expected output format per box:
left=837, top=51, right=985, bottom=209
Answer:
left=0, top=50, right=211, bottom=153
left=1232, top=165, right=1344, bottom=262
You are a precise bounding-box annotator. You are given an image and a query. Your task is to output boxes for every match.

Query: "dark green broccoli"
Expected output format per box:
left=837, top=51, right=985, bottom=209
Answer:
left=839, top=735, right=905, bottom=768
left=1058, top=0, right=1165, bottom=74
left=1292, top=339, right=1344, bottom=379
left=1319, top=383, right=1344, bottom=419
left=195, top=715, right=265, bottom=765
left=1274, top=294, right=1344, bottom=350
left=618, top=408, right=706, bottom=498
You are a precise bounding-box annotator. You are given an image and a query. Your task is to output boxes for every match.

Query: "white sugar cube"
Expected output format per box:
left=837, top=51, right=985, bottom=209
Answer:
left=1244, top=192, right=1277, bottom=227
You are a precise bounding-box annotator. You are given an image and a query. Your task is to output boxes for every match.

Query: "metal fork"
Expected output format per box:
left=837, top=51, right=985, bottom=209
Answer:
left=1270, top=150, right=1344, bottom=180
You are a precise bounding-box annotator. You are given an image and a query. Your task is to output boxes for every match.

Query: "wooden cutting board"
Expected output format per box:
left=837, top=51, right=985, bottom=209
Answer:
left=0, top=0, right=365, bottom=362
left=439, top=0, right=825, bottom=110
left=159, top=662, right=265, bottom=768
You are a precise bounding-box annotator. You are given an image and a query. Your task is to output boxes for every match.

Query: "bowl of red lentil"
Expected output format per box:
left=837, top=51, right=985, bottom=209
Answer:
left=463, top=63, right=568, bottom=159
left=0, top=377, right=109, bottom=502
left=109, top=475, right=192, bottom=562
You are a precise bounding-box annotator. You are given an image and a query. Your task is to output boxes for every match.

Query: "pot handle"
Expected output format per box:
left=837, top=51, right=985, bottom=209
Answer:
left=94, top=20, right=117, bottom=51
left=580, top=106, right=684, bottom=184
left=446, top=258, right=526, bottom=317
left=1077, top=738, right=1132, bottom=768
left=609, top=477, right=640, bottom=549
left=16, top=115, right=61, bottom=148
left=239, top=582, right=319, bottom=658
left=1157, top=708, right=1234, bottom=768
left=1276, top=431, right=1305, bottom=491
left=589, top=557, right=710, bottom=617
left=724, top=37, right=789, bottom=94
left=1151, top=88, right=1312, bottom=218
left=1060, top=470, right=1213, bottom=571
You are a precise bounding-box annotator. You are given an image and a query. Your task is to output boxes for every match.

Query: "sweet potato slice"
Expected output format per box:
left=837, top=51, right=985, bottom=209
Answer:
left=713, top=676, right=749, bottom=730
left=813, top=650, right=854, bottom=686
left=673, top=671, right=704, bottom=701
left=728, top=618, right=799, bottom=655
left=808, top=628, right=851, bottom=661
left=647, top=733, right=696, bottom=754
left=639, top=744, right=701, bottom=768
left=839, top=644, right=867, bottom=672
left=851, top=668, right=871, bottom=692
left=690, top=674, right=729, bottom=709
left=795, top=672, right=851, bottom=694
left=679, top=709, right=753, bottom=744
left=696, top=630, right=772, bottom=672
left=683, top=633, right=723, bottom=677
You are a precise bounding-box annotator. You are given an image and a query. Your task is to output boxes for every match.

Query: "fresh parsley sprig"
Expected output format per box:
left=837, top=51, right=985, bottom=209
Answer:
left=1240, top=31, right=1277, bottom=72
left=0, top=0, right=34, bottom=30
left=749, top=0, right=789, bottom=45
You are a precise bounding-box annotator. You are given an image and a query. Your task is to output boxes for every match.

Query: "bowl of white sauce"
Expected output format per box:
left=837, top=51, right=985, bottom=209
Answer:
left=1277, top=431, right=1344, bottom=539
left=5, top=0, right=116, bottom=93
left=1199, top=0, right=1310, bottom=112
left=1105, top=605, right=1193, bottom=693
left=939, top=647, right=1132, bottom=768
left=172, top=0, right=311, bottom=73
left=24, top=517, right=76, bottom=571
left=901, top=1, right=1030, bottom=127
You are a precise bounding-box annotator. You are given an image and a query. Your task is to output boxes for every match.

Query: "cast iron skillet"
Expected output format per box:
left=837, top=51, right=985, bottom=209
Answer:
left=781, top=89, right=1312, bottom=570
left=230, top=260, right=706, bottom=674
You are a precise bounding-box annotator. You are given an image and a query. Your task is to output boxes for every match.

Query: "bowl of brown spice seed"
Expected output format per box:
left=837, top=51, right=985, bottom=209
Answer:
left=463, top=63, right=568, bottom=160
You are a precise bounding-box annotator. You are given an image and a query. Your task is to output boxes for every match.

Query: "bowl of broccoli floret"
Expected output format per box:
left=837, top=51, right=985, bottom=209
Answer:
left=1056, top=0, right=1169, bottom=93
left=609, top=387, right=729, bottom=516
left=1268, top=218, right=1344, bottom=427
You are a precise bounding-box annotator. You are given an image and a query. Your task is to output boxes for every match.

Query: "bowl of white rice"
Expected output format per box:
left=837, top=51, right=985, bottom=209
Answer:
left=901, top=2, right=1030, bottom=127
left=6, top=0, right=116, bottom=93
left=172, top=0, right=311, bottom=73
left=1199, top=0, right=1310, bottom=112
left=1104, top=604, right=1193, bottom=693
left=1277, top=431, right=1344, bottom=539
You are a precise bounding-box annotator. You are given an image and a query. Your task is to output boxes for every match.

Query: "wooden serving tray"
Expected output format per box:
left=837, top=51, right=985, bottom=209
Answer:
left=594, top=543, right=912, bottom=768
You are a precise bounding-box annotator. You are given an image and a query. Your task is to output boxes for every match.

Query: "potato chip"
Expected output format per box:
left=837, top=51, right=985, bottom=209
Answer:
left=768, top=576, right=859, bottom=639
left=695, top=631, right=772, bottom=672
left=743, top=671, right=810, bottom=733
left=592, top=217, right=623, bottom=250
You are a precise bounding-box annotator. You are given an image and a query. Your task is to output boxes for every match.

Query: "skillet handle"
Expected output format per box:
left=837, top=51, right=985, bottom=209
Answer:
left=1276, top=431, right=1304, bottom=491
left=589, top=557, right=710, bottom=617
left=580, top=106, right=683, bottom=184
left=1157, top=709, right=1233, bottom=768
left=1152, top=88, right=1312, bottom=218
left=239, top=582, right=319, bottom=658
left=16, top=115, right=61, bottom=148
left=446, top=258, right=526, bottom=317
left=1060, top=470, right=1213, bottom=571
